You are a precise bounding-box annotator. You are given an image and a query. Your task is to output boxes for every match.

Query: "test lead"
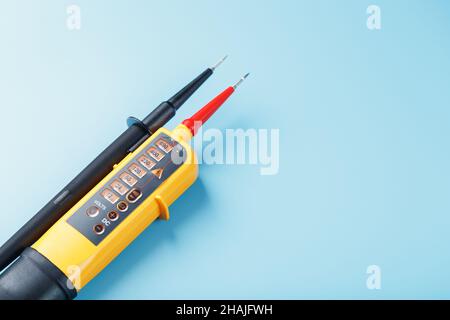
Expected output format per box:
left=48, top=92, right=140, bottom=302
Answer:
left=182, top=73, right=250, bottom=135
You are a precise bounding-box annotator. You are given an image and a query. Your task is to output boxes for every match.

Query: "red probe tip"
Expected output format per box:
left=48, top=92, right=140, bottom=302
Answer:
left=232, top=72, right=250, bottom=89
left=182, top=73, right=249, bottom=136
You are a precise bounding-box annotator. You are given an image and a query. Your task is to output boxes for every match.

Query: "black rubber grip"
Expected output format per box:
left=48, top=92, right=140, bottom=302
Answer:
left=0, top=247, right=77, bottom=300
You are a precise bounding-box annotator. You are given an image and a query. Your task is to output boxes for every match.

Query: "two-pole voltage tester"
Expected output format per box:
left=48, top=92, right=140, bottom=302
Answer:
left=0, top=71, right=249, bottom=300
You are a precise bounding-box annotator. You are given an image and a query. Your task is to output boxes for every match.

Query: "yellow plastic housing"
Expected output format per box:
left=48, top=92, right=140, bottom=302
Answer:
left=32, top=125, right=197, bottom=290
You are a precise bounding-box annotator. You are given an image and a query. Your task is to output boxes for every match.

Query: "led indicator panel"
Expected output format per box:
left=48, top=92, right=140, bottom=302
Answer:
left=138, top=155, right=156, bottom=170
left=119, top=172, right=137, bottom=187
left=156, top=138, right=174, bottom=153
left=66, top=133, right=186, bottom=245
left=147, top=147, right=165, bottom=161
left=110, top=180, right=129, bottom=195
left=128, top=163, right=147, bottom=178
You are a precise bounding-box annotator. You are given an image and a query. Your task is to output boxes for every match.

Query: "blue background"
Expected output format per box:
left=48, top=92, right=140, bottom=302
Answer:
left=0, top=0, right=449, bottom=299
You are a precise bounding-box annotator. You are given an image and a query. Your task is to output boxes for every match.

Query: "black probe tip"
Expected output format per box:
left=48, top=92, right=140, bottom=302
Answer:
left=210, top=55, right=228, bottom=71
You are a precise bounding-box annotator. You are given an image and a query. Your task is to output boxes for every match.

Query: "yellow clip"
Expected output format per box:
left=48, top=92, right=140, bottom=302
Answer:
left=155, top=195, right=170, bottom=220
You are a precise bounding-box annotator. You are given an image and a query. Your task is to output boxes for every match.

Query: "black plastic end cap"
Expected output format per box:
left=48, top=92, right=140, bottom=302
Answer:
left=0, top=247, right=77, bottom=300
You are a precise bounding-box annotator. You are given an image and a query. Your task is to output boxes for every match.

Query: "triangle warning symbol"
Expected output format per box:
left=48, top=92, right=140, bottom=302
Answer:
left=151, top=168, right=164, bottom=179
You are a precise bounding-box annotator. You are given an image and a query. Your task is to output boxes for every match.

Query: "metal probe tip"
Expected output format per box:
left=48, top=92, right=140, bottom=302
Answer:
left=232, top=73, right=250, bottom=89
left=210, top=55, right=228, bottom=71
